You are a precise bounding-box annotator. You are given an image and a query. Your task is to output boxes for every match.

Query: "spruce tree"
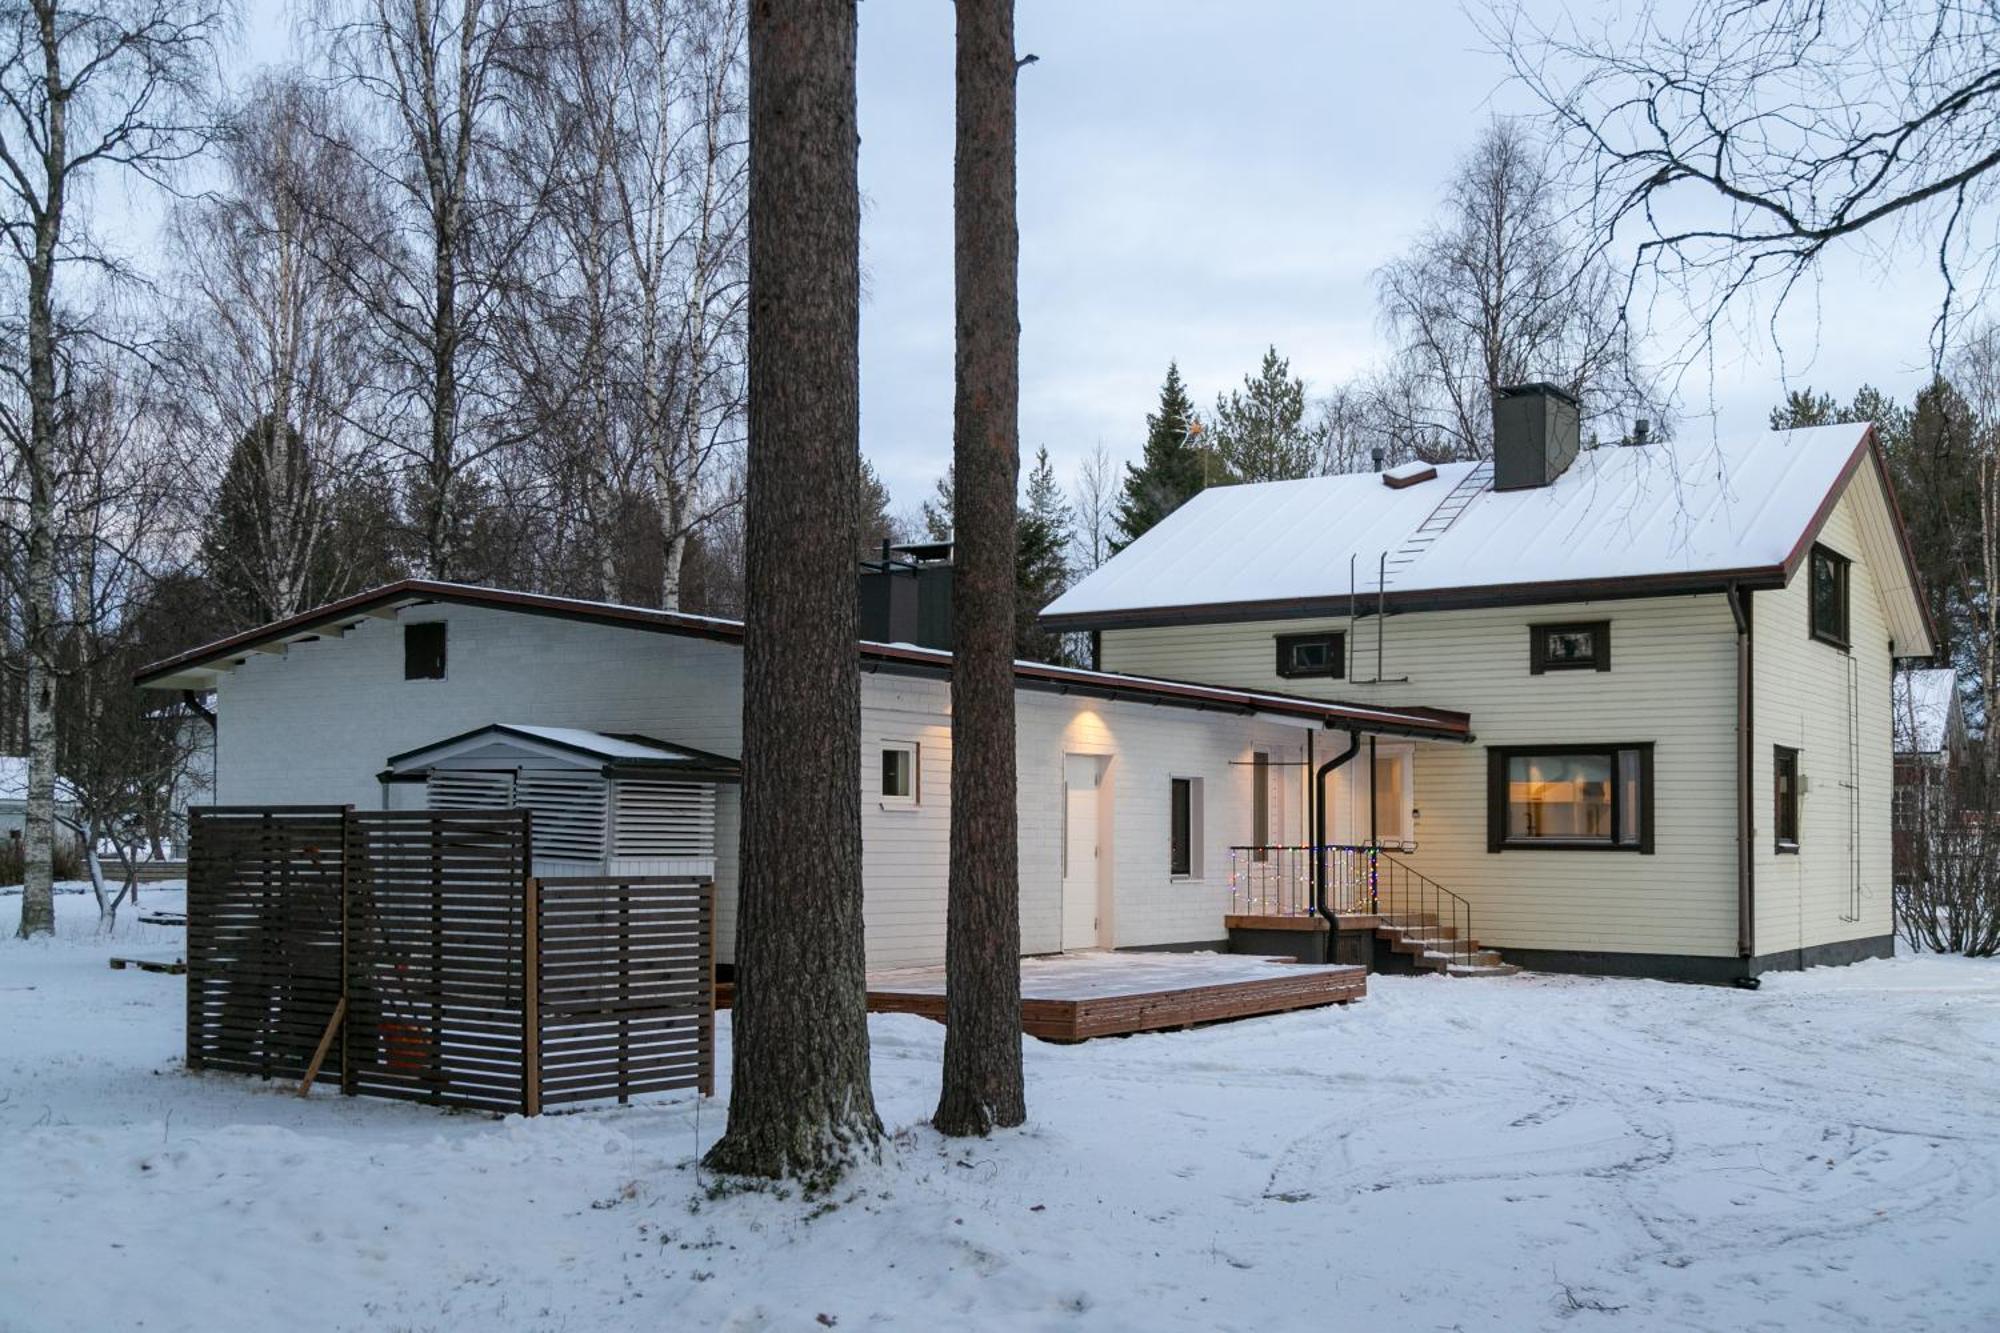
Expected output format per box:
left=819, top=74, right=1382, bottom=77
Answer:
left=921, top=464, right=954, bottom=540
left=1212, top=345, right=1321, bottom=482
left=1015, top=446, right=1072, bottom=663
left=1112, top=362, right=1210, bottom=550
left=858, top=454, right=897, bottom=556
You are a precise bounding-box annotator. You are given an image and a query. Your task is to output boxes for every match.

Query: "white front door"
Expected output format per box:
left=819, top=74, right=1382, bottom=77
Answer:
left=1330, top=743, right=1417, bottom=850
left=1062, top=754, right=1104, bottom=949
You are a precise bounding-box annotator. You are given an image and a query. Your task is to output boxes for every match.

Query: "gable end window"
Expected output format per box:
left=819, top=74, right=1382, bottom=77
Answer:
left=1809, top=545, right=1851, bottom=649
left=1529, top=621, right=1611, bottom=673
left=1486, top=743, right=1654, bottom=853
left=1275, top=631, right=1344, bottom=680
left=1774, top=746, right=1801, bottom=853
left=404, top=622, right=447, bottom=680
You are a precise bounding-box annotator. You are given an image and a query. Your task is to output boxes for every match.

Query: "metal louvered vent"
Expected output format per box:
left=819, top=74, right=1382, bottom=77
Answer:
left=516, top=772, right=610, bottom=861
left=613, top=780, right=716, bottom=859
left=426, top=771, right=515, bottom=810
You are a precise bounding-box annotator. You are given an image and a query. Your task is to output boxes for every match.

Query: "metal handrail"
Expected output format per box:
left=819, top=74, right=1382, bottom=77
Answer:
left=1321, top=843, right=1476, bottom=970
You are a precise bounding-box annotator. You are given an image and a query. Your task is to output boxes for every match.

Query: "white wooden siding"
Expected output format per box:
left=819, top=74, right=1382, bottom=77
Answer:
left=1751, top=478, right=1898, bottom=954
left=1103, top=595, right=1745, bottom=958
left=210, top=602, right=1309, bottom=969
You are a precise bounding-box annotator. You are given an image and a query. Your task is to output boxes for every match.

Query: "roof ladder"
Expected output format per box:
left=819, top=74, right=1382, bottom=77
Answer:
left=1379, top=460, right=1492, bottom=589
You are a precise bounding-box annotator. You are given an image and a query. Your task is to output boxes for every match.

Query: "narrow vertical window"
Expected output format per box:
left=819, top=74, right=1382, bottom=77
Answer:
left=403, top=622, right=447, bottom=680
left=1251, top=752, right=1269, bottom=861
left=1170, top=778, right=1203, bottom=878
left=1774, top=746, right=1801, bottom=853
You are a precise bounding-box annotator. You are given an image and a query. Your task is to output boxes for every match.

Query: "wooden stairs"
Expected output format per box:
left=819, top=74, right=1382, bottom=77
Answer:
left=1372, top=913, right=1519, bottom=977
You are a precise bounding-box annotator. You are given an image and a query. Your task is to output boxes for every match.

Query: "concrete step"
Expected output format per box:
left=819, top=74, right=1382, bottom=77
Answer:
left=1444, top=962, right=1521, bottom=977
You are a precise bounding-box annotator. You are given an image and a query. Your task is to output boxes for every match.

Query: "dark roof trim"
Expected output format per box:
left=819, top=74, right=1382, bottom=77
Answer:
left=137, top=579, right=1473, bottom=743
left=1039, top=567, right=1790, bottom=632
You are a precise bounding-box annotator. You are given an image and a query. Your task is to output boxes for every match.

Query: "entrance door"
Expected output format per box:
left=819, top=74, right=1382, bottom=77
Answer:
left=1062, top=754, right=1105, bottom=949
left=1330, top=743, right=1416, bottom=850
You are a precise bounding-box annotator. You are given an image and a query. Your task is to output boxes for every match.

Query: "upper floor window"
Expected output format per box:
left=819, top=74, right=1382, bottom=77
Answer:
left=1529, top=621, right=1611, bottom=673
left=404, top=622, right=447, bottom=680
left=1275, top=631, right=1344, bottom=680
left=1809, top=545, right=1850, bottom=649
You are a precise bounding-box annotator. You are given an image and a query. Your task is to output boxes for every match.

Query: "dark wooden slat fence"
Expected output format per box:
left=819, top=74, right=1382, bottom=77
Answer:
left=186, top=807, right=349, bottom=1082
left=184, top=808, right=714, bottom=1115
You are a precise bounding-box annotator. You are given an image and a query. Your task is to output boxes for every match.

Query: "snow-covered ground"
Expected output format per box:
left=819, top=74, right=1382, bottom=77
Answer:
left=5, top=887, right=2000, bottom=1332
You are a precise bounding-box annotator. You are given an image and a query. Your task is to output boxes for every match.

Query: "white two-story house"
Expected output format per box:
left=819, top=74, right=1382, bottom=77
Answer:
left=1042, top=384, right=1935, bottom=983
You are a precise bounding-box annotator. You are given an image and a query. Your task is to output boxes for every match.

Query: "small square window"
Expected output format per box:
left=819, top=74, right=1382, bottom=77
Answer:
left=1809, top=545, right=1850, bottom=649
left=880, top=744, right=917, bottom=806
left=404, top=622, right=447, bottom=680
left=1774, top=746, right=1801, bottom=853
left=1529, top=621, right=1610, bottom=673
left=1275, top=631, right=1344, bottom=679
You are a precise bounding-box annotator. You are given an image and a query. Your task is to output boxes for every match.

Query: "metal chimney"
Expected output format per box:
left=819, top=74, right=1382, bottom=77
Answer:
left=1491, top=383, right=1582, bottom=491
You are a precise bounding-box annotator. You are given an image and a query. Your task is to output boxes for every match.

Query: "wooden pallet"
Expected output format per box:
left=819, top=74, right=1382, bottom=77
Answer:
left=109, top=956, right=187, bottom=975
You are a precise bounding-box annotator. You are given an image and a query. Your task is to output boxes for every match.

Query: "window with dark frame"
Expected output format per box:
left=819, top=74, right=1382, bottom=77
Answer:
left=1486, top=743, right=1654, bottom=852
left=1274, top=631, right=1344, bottom=679
left=1774, top=746, right=1801, bottom=852
left=1809, top=545, right=1851, bottom=649
left=1529, top=621, right=1611, bottom=673
left=1251, top=752, right=1270, bottom=861
left=403, top=622, right=447, bottom=680
left=1170, top=778, right=1193, bottom=877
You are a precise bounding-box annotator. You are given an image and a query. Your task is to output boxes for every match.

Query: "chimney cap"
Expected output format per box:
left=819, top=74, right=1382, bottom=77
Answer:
left=1495, top=381, right=1579, bottom=407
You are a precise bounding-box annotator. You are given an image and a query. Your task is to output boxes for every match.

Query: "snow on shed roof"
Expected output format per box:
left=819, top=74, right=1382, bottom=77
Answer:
left=1044, top=424, right=1928, bottom=648
left=1893, top=668, right=1959, bottom=755
left=384, top=724, right=742, bottom=777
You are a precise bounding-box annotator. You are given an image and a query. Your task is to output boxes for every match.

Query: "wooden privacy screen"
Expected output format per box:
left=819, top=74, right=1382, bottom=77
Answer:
left=342, top=809, right=534, bottom=1112
left=534, top=876, right=716, bottom=1108
left=186, top=807, right=350, bottom=1081
left=185, top=807, right=714, bottom=1114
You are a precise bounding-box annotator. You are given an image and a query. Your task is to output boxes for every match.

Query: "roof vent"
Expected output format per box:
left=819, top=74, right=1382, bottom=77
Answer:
left=1492, top=382, right=1581, bottom=491
left=1381, top=460, right=1439, bottom=490
left=1623, top=417, right=1651, bottom=447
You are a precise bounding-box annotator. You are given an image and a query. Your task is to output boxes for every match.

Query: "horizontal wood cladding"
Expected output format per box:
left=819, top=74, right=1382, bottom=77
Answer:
left=1103, top=596, right=1743, bottom=957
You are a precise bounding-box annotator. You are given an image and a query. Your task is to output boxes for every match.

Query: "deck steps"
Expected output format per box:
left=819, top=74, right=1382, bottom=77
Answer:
left=1374, top=916, right=1519, bottom=978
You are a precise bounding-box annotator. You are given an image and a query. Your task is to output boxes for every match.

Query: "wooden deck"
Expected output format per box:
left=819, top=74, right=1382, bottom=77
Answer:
left=862, top=952, right=1366, bottom=1041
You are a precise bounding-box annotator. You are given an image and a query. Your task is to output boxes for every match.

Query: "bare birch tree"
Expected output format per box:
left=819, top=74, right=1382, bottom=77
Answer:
left=1376, top=120, right=1649, bottom=459
left=166, top=72, right=385, bottom=623
left=0, top=0, right=225, bottom=938
left=318, top=0, right=545, bottom=580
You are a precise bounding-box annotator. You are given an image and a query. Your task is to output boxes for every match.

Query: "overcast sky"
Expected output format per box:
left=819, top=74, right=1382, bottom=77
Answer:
left=235, top=2, right=1953, bottom=516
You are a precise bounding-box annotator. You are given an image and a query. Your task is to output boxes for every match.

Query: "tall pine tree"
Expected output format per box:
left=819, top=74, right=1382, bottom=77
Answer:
left=1015, top=447, right=1072, bottom=663
left=1112, top=363, right=1211, bottom=550
left=1212, top=345, right=1321, bottom=482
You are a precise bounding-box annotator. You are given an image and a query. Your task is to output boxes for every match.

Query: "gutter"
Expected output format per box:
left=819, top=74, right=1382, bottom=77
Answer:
left=1729, top=583, right=1760, bottom=989
left=1312, top=730, right=1363, bottom=962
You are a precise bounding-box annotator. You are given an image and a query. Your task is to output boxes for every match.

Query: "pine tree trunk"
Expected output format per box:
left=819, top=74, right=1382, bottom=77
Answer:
left=934, top=0, right=1025, bottom=1136
left=703, top=0, right=883, bottom=1181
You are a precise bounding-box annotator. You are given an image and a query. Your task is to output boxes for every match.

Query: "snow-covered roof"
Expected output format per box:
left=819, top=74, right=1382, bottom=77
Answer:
left=1043, top=424, right=1931, bottom=653
left=133, top=580, right=1477, bottom=742
left=383, top=724, right=742, bottom=779
left=0, top=756, right=76, bottom=805
left=1893, top=668, right=1960, bottom=755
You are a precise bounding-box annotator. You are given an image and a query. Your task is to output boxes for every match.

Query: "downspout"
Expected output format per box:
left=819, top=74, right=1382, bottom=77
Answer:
left=1730, top=583, right=1760, bottom=989
left=1313, top=729, right=1364, bottom=963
